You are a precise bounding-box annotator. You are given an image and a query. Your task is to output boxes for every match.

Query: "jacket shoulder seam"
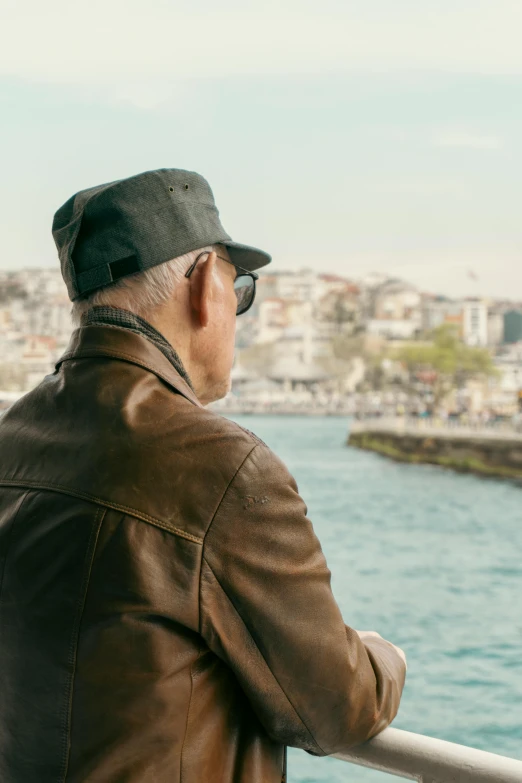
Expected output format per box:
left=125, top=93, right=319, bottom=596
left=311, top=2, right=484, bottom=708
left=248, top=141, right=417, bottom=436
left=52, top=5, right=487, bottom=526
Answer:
left=197, top=442, right=259, bottom=634
left=234, top=424, right=270, bottom=449
left=203, top=442, right=259, bottom=544
left=202, top=555, right=325, bottom=756
left=0, top=479, right=203, bottom=545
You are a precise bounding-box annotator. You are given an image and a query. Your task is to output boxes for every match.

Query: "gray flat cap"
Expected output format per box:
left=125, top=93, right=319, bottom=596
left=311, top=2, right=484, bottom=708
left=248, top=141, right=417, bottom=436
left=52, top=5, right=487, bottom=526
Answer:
left=52, top=168, right=272, bottom=301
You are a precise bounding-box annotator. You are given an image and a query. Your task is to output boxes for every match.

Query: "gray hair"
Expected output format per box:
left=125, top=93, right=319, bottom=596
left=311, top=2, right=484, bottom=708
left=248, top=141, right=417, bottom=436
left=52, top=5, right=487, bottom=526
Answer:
left=71, top=244, right=225, bottom=326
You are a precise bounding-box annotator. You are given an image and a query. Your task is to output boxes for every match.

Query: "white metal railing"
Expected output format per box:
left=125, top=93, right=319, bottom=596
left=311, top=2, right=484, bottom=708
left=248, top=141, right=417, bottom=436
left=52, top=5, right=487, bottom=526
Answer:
left=333, top=727, right=522, bottom=782
left=350, top=416, right=522, bottom=441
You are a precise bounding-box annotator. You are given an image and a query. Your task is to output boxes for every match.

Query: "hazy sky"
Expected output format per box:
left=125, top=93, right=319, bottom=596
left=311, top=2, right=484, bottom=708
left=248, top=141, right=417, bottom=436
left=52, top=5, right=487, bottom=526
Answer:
left=1, top=0, right=522, bottom=298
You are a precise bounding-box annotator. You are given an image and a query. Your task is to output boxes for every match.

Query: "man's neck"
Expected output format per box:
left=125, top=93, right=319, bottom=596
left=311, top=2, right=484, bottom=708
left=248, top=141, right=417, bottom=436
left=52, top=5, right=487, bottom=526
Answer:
left=80, top=306, right=195, bottom=392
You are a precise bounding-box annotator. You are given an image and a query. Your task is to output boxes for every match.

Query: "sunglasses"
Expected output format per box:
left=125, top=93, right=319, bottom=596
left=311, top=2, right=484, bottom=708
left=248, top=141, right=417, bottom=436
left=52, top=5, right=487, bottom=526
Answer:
left=185, top=251, right=258, bottom=316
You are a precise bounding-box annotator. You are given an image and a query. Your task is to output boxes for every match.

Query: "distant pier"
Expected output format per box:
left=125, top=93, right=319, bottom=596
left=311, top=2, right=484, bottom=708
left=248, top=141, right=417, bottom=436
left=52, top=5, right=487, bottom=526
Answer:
left=348, top=417, right=522, bottom=481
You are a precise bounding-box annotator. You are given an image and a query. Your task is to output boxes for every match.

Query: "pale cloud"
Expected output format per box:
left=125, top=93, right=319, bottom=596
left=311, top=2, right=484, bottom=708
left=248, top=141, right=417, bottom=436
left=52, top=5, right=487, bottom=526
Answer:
left=376, top=126, right=504, bottom=152
left=2, top=1, right=522, bottom=105
left=432, top=131, right=503, bottom=150
left=366, top=178, right=468, bottom=197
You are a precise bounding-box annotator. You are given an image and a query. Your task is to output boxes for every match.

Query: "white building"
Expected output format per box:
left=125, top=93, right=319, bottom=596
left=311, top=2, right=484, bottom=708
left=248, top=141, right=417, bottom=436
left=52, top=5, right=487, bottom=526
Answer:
left=363, top=278, right=422, bottom=337
left=258, top=270, right=319, bottom=304
left=462, top=299, right=488, bottom=347
left=494, top=343, right=522, bottom=396
left=373, top=281, right=421, bottom=322
left=366, top=319, right=420, bottom=340
left=256, top=298, right=288, bottom=344
left=487, top=308, right=505, bottom=346
left=255, top=298, right=316, bottom=346
left=421, top=296, right=463, bottom=333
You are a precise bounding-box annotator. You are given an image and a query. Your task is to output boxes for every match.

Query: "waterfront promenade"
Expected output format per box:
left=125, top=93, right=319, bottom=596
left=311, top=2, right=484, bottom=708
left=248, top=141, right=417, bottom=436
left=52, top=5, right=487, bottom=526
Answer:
left=350, top=415, right=522, bottom=441
left=348, top=416, right=522, bottom=481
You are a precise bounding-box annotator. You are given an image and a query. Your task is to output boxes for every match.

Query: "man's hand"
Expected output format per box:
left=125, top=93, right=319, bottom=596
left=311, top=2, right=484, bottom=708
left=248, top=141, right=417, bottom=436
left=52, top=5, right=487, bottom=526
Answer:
left=356, top=630, right=407, bottom=670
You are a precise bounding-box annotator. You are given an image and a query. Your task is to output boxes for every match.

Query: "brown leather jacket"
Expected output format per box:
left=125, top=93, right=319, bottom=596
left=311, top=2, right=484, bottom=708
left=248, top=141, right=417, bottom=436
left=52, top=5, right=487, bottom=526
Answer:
left=0, top=324, right=406, bottom=783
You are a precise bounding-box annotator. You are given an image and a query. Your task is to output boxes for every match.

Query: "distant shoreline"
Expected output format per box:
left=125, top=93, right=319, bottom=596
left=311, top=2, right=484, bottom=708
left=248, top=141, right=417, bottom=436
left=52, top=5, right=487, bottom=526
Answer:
left=211, top=405, right=352, bottom=417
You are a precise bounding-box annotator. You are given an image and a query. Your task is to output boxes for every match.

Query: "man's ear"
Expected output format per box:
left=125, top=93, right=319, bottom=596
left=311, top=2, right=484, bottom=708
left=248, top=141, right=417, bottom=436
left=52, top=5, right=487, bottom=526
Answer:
left=189, top=251, right=216, bottom=328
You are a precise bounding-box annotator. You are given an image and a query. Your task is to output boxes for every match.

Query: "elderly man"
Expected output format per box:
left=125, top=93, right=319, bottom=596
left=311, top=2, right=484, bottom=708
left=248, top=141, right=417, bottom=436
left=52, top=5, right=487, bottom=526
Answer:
left=0, top=169, right=406, bottom=783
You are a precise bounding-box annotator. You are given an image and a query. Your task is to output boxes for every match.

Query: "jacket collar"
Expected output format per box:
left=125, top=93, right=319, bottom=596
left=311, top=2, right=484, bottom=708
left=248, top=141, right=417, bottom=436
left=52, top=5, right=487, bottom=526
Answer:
left=56, top=323, right=202, bottom=408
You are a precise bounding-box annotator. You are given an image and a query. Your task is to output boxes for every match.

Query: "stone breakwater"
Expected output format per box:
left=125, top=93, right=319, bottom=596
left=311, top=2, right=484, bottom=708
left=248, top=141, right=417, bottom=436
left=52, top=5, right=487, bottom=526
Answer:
left=348, top=421, right=522, bottom=482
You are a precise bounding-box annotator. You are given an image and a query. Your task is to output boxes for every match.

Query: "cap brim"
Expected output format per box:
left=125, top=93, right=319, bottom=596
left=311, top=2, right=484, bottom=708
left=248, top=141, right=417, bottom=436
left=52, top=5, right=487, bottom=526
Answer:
left=221, top=240, right=272, bottom=272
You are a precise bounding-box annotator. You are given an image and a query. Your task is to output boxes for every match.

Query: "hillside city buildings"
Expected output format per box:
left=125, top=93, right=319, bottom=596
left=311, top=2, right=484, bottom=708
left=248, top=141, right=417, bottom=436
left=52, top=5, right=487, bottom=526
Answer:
left=1, top=266, right=521, bottom=415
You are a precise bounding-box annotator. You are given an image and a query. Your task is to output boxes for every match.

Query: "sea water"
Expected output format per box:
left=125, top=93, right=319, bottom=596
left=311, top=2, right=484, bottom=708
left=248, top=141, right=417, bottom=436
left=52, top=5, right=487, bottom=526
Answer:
left=229, top=415, right=522, bottom=782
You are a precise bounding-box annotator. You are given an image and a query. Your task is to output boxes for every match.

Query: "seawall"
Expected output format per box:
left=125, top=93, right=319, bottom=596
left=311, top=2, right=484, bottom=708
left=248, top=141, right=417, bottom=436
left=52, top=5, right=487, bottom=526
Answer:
left=348, top=421, right=522, bottom=482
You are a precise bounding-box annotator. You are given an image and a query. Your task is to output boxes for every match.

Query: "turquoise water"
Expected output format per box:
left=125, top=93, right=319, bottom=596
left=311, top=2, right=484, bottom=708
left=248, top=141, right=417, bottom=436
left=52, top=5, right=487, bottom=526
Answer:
left=230, top=415, right=522, bottom=782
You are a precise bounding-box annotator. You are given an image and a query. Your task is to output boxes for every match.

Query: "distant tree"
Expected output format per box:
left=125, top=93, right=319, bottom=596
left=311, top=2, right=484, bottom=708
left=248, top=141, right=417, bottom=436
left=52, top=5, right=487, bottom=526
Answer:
left=316, top=291, right=358, bottom=335
left=0, top=281, right=28, bottom=304
left=331, top=294, right=356, bottom=333
left=363, top=360, right=386, bottom=392
left=393, top=324, right=497, bottom=408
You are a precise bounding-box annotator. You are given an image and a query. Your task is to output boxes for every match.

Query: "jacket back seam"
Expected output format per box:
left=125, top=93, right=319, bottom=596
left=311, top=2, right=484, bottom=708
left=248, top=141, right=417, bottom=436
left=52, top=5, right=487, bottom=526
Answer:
left=0, top=489, right=29, bottom=602
left=60, top=505, right=106, bottom=783
left=179, top=645, right=204, bottom=783
left=0, top=479, right=203, bottom=545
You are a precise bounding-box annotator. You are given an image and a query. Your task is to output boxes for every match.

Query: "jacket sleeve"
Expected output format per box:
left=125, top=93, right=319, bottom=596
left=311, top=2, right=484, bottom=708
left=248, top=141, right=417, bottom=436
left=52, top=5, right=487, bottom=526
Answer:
left=199, top=442, right=406, bottom=756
